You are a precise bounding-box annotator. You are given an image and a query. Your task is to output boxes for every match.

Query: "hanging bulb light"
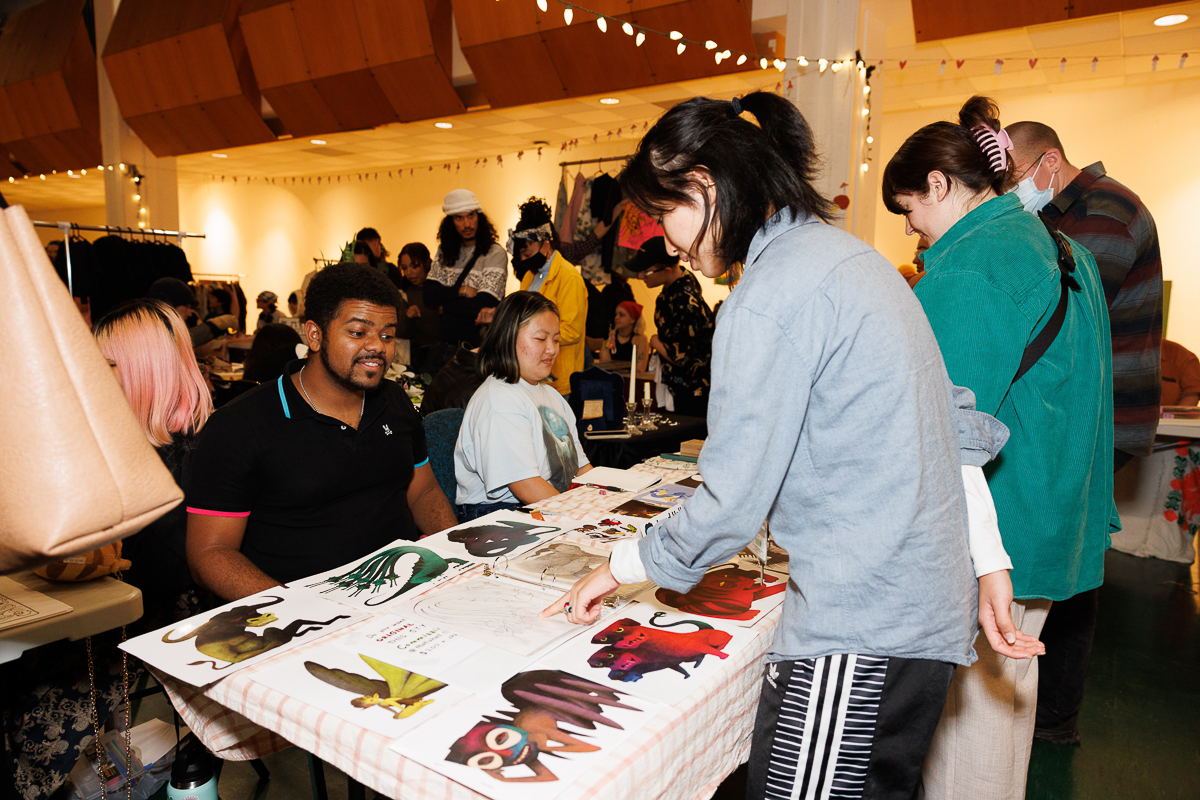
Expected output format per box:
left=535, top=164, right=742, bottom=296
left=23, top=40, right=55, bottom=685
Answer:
left=863, top=85, right=871, bottom=95
left=819, top=58, right=829, bottom=73
left=715, top=52, right=724, bottom=64
left=861, top=162, right=869, bottom=172
left=596, top=16, right=607, bottom=32
left=677, top=42, right=687, bottom=55
left=831, top=60, right=842, bottom=72
left=774, top=58, right=785, bottom=71
left=861, top=107, right=869, bottom=116
left=133, top=193, right=141, bottom=201
left=798, top=56, right=808, bottom=67
left=622, top=21, right=633, bottom=35
left=737, top=53, right=747, bottom=65
left=636, top=31, right=645, bottom=46
left=563, top=7, right=572, bottom=23
left=669, top=30, right=682, bottom=40
left=867, top=135, right=874, bottom=144
left=536, top=0, right=546, bottom=12
left=705, top=40, right=717, bottom=50
left=760, top=57, right=769, bottom=69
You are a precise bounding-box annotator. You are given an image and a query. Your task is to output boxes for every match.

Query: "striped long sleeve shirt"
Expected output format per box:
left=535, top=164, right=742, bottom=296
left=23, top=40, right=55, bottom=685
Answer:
left=1043, top=162, right=1163, bottom=458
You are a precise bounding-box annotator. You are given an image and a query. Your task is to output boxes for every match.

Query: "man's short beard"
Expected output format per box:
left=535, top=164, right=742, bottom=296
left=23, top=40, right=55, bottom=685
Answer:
left=318, top=343, right=384, bottom=392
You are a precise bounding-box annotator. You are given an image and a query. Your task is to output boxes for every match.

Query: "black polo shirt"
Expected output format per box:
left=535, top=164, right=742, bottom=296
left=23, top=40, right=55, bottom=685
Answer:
left=187, top=360, right=428, bottom=585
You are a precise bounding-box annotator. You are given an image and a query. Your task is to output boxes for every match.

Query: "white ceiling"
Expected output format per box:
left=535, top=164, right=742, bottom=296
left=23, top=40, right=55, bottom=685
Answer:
left=6, top=0, right=1198, bottom=211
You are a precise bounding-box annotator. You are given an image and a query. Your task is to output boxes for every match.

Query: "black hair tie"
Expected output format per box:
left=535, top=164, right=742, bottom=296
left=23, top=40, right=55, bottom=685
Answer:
left=731, top=96, right=743, bottom=115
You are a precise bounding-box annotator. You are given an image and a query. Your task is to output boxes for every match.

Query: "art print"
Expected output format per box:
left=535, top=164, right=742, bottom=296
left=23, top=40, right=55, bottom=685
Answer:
left=348, top=615, right=534, bottom=693
left=539, top=604, right=755, bottom=704
left=633, top=562, right=787, bottom=627
left=419, top=511, right=566, bottom=565
left=298, top=542, right=472, bottom=610
left=392, top=668, right=659, bottom=800
left=0, top=576, right=71, bottom=633
left=253, top=642, right=467, bottom=738
left=507, top=541, right=612, bottom=590
left=388, top=576, right=587, bottom=657
left=121, top=589, right=363, bottom=687
left=560, top=519, right=641, bottom=545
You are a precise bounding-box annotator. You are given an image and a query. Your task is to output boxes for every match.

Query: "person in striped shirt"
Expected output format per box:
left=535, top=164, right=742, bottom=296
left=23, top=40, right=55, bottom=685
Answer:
left=1006, top=121, right=1163, bottom=747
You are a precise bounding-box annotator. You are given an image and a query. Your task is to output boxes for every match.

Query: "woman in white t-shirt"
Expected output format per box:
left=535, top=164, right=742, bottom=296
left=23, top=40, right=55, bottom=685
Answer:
left=454, top=291, right=592, bottom=520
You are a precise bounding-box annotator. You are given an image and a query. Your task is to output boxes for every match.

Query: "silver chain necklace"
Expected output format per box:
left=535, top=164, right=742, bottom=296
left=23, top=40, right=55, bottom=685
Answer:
left=299, top=365, right=364, bottom=427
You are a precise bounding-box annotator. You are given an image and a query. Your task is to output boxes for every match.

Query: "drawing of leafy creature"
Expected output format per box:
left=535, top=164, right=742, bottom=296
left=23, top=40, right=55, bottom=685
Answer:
left=446, top=669, right=638, bottom=782
left=306, top=546, right=467, bottom=606
left=305, top=654, right=446, bottom=719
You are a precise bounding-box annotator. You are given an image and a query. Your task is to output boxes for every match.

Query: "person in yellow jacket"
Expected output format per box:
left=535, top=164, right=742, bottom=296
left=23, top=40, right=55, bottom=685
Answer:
left=508, top=197, right=587, bottom=395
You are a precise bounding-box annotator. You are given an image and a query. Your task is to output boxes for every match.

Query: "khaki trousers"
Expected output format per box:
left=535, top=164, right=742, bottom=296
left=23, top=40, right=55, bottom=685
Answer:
left=920, top=598, right=1052, bottom=800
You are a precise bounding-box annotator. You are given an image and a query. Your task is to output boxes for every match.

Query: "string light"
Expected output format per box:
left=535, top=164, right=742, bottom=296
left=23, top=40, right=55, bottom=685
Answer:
left=831, top=60, right=842, bottom=72
left=819, top=58, right=828, bottom=73
left=705, top=40, right=717, bottom=50
left=863, top=85, right=871, bottom=95
left=677, top=42, right=686, bottom=55
left=536, top=0, right=547, bottom=11
left=563, top=7, right=572, bottom=23
left=861, top=162, right=869, bottom=172
left=798, top=56, right=808, bottom=67
left=774, top=58, right=785, bottom=71
left=636, top=31, right=645, bottom=46
left=737, top=54, right=747, bottom=65
left=622, top=21, right=634, bottom=35
left=669, top=30, right=682, bottom=40
left=760, top=57, right=769, bottom=69
left=596, top=16, right=606, bottom=32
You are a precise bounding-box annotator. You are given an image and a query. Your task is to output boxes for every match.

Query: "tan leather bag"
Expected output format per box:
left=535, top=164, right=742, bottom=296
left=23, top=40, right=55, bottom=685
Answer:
left=0, top=205, right=183, bottom=574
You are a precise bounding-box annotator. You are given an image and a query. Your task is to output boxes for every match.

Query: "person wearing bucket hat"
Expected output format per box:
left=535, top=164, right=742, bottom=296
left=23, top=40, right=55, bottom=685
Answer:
left=631, top=237, right=715, bottom=417
left=424, top=189, right=508, bottom=372
left=255, top=290, right=286, bottom=331
left=509, top=196, right=587, bottom=395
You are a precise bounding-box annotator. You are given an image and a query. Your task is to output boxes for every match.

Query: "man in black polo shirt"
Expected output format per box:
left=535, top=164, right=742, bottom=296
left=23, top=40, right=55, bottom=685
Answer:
left=186, top=264, right=458, bottom=601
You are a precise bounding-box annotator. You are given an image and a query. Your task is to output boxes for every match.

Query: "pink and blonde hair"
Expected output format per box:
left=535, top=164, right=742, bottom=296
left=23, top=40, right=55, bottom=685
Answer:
left=93, top=299, right=213, bottom=447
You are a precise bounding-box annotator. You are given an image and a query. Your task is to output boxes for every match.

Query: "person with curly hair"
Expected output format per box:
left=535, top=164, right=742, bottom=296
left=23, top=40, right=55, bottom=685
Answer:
left=424, top=189, right=509, bottom=372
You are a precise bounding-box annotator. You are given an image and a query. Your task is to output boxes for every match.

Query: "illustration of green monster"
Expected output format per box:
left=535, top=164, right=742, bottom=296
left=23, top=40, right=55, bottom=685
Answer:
left=307, top=545, right=467, bottom=606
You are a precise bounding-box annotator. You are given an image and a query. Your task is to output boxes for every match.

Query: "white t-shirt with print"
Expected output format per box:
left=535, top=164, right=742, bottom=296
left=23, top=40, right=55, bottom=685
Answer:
left=454, top=376, right=589, bottom=505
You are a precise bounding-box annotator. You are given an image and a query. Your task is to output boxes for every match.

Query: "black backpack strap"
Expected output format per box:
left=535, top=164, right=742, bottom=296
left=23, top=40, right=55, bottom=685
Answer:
left=451, top=250, right=484, bottom=292
left=1013, top=213, right=1081, bottom=384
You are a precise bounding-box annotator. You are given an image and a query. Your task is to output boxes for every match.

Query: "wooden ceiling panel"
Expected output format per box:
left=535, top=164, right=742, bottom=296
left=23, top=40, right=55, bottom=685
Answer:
left=260, top=82, right=343, bottom=138
left=0, top=0, right=100, bottom=174
left=103, top=0, right=274, bottom=157
left=909, top=0, right=1167, bottom=42
left=373, top=58, right=468, bottom=122
left=456, top=0, right=756, bottom=108
left=461, top=36, right=569, bottom=109
left=240, top=0, right=463, bottom=135
left=314, top=72, right=400, bottom=131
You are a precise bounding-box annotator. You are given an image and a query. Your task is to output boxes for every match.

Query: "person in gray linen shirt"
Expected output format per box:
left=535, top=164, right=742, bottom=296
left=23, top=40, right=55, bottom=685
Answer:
left=544, top=92, right=1037, bottom=800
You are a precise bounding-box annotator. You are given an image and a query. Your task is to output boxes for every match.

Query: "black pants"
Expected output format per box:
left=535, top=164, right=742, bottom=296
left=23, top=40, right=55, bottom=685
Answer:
left=747, top=655, right=955, bottom=800
left=1035, top=587, right=1099, bottom=742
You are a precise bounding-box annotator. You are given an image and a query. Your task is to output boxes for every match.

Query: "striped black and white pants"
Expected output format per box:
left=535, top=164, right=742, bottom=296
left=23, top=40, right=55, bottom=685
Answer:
left=747, top=654, right=955, bottom=800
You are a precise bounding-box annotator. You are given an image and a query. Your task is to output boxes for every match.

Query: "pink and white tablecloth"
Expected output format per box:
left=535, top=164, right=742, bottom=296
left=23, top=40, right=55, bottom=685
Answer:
left=155, top=462, right=776, bottom=800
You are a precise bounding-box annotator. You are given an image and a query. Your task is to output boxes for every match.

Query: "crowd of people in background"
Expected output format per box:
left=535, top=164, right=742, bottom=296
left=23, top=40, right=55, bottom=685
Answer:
left=13, top=87, right=1179, bottom=800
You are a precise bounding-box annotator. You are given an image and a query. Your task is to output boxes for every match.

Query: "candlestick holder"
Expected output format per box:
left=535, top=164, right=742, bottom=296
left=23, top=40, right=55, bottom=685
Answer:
left=639, top=398, right=658, bottom=430
left=625, top=401, right=641, bottom=435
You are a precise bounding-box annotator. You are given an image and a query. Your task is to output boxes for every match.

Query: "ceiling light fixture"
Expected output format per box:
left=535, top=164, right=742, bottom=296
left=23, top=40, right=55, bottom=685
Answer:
left=435, top=122, right=454, bottom=129
left=310, top=139, right=327, bottom=145
left=1154, top=14, right=1187, bottom=26
left=212, top=153, right=228, bottom=158
left=600, top=97, right=620, bottom=105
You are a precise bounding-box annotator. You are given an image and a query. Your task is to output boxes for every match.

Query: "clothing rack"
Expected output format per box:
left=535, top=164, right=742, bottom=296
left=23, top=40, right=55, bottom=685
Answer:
left=558, top=155, right=631, bottom=167
left=31, top=220, right=205, bottom=297
left=193, top=273, right=244, bottom=281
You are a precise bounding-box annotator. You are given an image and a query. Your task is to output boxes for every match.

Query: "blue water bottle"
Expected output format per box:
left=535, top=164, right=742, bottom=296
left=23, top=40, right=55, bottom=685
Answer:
left=166, top=735, right=218, bottom=800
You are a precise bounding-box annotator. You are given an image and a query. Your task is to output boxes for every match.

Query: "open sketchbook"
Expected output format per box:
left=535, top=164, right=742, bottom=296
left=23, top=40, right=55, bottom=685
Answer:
left=498, top=542, right=652, bottom=606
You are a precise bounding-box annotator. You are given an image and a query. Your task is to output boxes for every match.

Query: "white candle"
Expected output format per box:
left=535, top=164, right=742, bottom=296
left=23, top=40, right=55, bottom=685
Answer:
left=644, top=380, right=651, bottom=402
left=629, top=344, right=637, bottom=404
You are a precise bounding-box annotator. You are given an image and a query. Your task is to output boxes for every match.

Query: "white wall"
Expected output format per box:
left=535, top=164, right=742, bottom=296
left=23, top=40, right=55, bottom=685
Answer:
left=176, top=139, right=733, bottom=336
left=872, top=76, right=1200, bottom=351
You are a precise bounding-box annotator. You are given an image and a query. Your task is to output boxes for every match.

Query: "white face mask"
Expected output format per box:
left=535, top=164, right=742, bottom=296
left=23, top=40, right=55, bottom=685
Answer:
left=1009, top=156, right=1055, bottom=214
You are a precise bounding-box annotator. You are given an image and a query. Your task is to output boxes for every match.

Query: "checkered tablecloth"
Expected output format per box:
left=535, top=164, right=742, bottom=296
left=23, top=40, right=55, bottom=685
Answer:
left=153, top=460, right=776, bottom=799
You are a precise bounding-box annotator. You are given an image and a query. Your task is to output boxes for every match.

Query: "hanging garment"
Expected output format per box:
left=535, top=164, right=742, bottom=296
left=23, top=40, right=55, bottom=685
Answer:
left=554, top=169, right=571, bottom=241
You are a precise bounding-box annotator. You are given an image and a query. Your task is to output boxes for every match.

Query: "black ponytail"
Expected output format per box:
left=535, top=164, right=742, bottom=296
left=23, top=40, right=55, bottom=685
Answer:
left=618, top=92, right=836, bottom=268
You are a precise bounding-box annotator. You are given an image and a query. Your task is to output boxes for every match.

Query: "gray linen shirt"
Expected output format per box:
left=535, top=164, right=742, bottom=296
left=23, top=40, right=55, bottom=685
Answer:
left=639, top=211, right=1007, bottom=667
